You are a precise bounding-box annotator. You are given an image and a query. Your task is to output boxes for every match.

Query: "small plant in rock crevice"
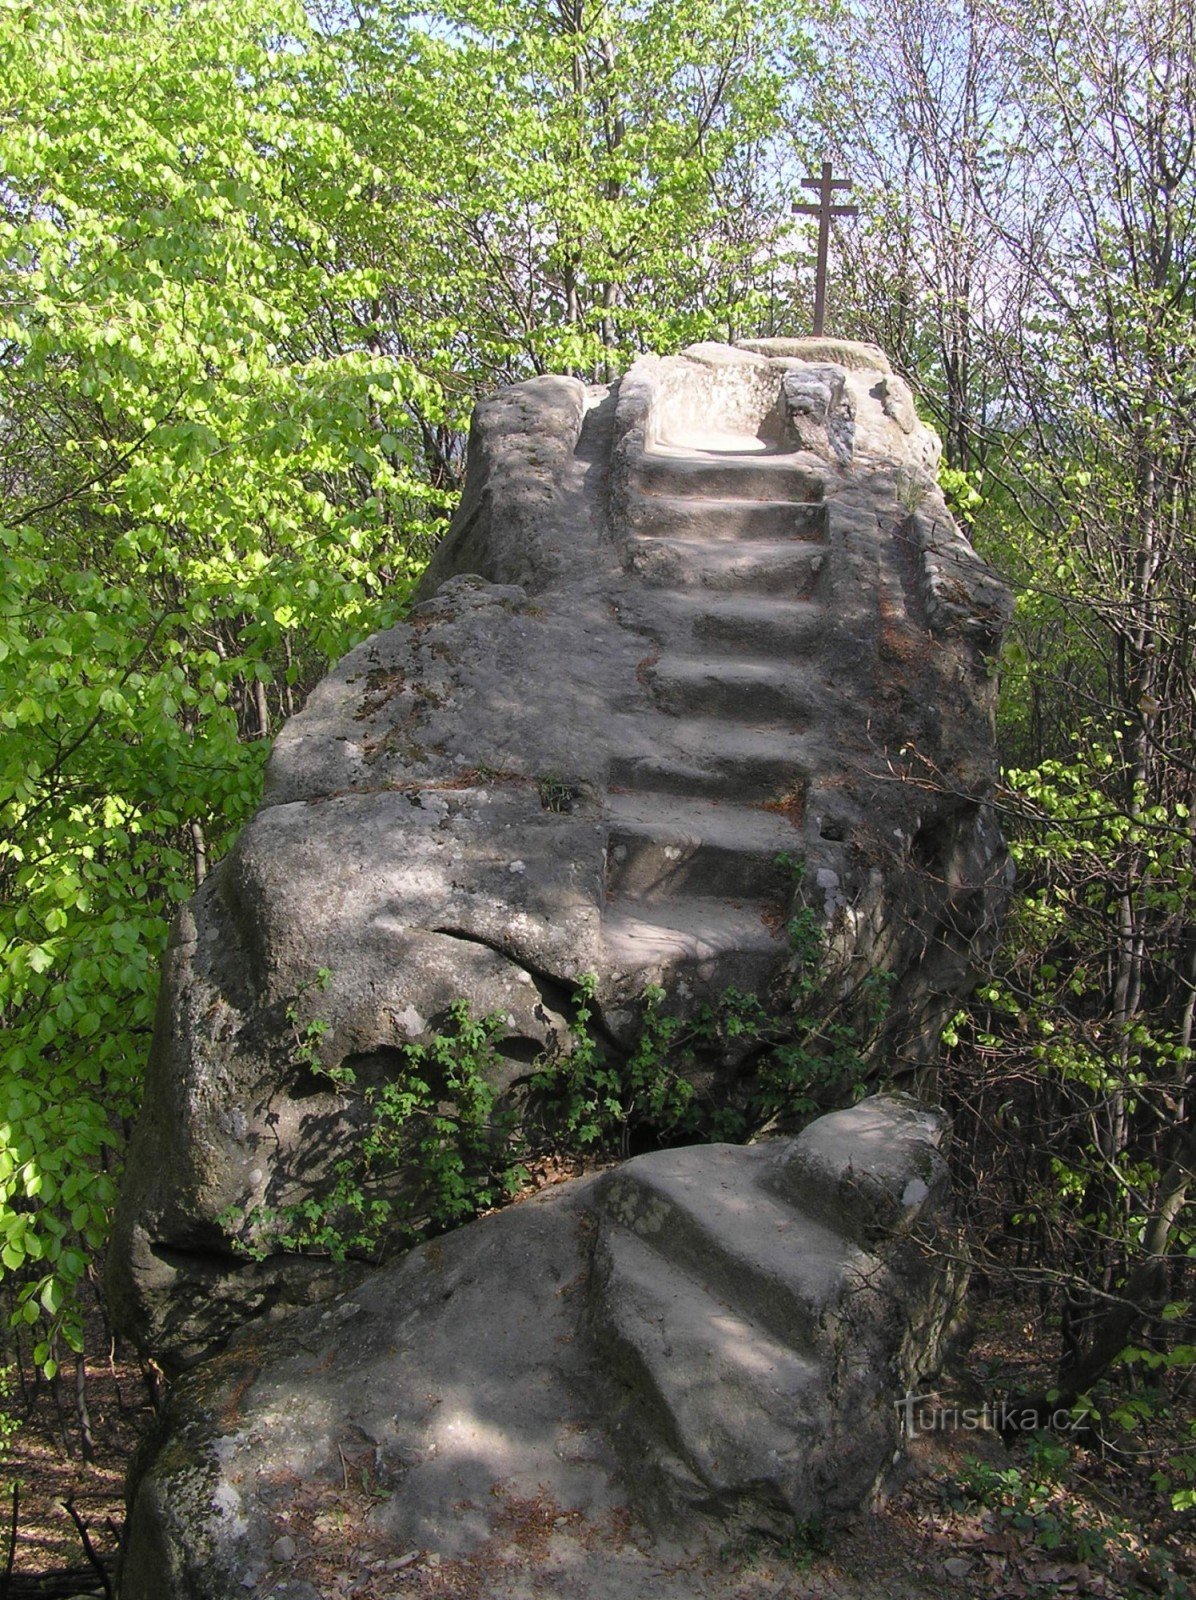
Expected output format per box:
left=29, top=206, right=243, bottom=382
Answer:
left=718, top=1514, right=830, bottom=1571
left=222, top=999, right=525, bottom=1263
left=286, top=966, right=336, bottom=1081
left=536, top=773, right=580, bottom=813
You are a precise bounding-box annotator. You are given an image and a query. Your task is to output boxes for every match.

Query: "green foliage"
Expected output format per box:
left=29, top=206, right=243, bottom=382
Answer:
left=225, top=880, right=886, bottom=1265
left=956, top=1435, right=1163, bottom=1582
left=286, top=968, right=336, bottom=1081
left=1109, top=1341, right=1196, bottom=1516
left=537, top=975, right=694, bottom=1154
left=225, top=999, right=524, bottom=1261
left=536, top=774, right=579, bottom=814
left=937, top=463, right=984, bottom=524
left=946, top=753, right=1195, bottom=1353
left=0, top=0, right=448, bottom=1367
left=538, top=873, right=886, bottom=1157
left=719, top=1513, right=830, bottom=1570
left=761, top=881, right=892, bottom=1124
left=336, top=0, right=812, bottom=387
left=0, top=0, right=824, bottom=1372
left=0, top=0, right=827, bottom=1379
left=371, top=1001, right=523, bottom=1226
left=0, top=1366, right=18, bottom=1471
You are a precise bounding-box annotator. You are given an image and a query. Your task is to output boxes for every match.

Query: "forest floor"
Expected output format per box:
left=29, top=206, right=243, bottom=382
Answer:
left=2, top=1280, right=1192, bottom=1599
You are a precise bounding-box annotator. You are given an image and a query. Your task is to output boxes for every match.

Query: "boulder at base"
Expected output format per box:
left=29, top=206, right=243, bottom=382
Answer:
left=121, top=1097, right=966, bottom=1600
left=108, top=338, right=1011, bottom=1370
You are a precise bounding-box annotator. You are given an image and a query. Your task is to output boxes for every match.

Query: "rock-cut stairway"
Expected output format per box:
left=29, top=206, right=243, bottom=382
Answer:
left=602, top=430, right=831, bottom=985
left=586, top=1095, right=952, bottom=1530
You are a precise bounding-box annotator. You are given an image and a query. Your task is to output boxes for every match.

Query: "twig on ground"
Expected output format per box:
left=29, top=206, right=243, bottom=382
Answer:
left=60, top=1498, right=113, bottom=1600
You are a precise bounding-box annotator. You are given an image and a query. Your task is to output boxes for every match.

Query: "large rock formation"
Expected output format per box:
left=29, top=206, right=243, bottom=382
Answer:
left=120, top=1097, right=967, bottom=1600
left=108, top=337, right=1011, bottom=1370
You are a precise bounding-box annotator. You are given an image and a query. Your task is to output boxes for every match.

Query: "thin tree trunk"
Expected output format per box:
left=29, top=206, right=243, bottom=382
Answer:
left=74, top=1354, right=95, bottom=1463
left=253, top=677, right=269, bottom=740
left=190, top=819, right=207, bottom=888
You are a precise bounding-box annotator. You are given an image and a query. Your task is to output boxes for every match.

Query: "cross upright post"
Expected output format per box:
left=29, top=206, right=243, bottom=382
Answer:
left=793, top=160, right=858, bottom=337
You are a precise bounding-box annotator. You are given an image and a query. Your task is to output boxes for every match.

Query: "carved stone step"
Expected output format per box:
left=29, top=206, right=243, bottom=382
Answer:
left=625, top=492, right=827, bottom=543
left=586, top=1131, right=918, bottom=1530
left=595, top=1142, right=864, bottom=1363
left=608, top=715, right=810, bottom=802
left=600, top=895, right=781, bottom=981
left=643, top=654, right=818, bottom=721
left=764, top=1094, right=953, bottom=1247
left=647, top=591, right=827, bottom=655
left=627, top=534, right=827, bottom=596
left=605, top=792, right=798, bottom=901
left=590, top=1224, right=826, bottom=1518
left=630, top=446, right=827, bottom=502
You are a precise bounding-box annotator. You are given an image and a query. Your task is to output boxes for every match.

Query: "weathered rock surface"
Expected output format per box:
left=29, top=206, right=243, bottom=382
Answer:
left=108, top=338, right=1011, bottom=1369
left=120, top=1097, right=966, bottom=1600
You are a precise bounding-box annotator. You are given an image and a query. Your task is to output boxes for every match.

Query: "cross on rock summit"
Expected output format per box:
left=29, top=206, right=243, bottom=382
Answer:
left=793, top=160, right=858, bottom=336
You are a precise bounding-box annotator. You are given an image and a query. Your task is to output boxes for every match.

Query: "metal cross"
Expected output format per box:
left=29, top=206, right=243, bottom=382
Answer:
left=793, top=161, right=858, bottom=337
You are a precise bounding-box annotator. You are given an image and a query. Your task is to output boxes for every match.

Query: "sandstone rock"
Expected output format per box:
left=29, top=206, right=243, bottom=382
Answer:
left=736, top=335, right=892, bottom=373
left=119, top=1098, right=966, bottom=1600
left=108, top=340, right=1010, bottom=1369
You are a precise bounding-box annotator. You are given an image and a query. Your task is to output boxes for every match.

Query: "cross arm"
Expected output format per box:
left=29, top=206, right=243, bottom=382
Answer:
left=793, top=201, right=858, bottom=217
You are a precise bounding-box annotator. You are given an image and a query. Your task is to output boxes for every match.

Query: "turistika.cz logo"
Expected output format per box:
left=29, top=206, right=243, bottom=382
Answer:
left=896, top=1392, right=1080, bottom=1437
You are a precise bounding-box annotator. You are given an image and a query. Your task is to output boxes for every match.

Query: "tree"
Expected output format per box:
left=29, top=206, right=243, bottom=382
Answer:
left=0, top=0, right=438, bottom=1370
left=325, top=0, right=810, bottom=410
left=940, top=0, right=1196, bottom=1441
left=811, top=0, right=1031, bottom=470
left=820, top=0, right=1196, bottom=1467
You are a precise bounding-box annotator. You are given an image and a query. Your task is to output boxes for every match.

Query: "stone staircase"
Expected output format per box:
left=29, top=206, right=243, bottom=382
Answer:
left=602, top=431, right=832, bottom=986
left=587, top=1099, right=951, bottom=1530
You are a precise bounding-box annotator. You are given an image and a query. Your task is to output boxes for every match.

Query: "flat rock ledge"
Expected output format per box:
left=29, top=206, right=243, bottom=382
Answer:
left=108, top=337, right=1010, bottom=1370
left=121, top=1097, right=966, bottom=1600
